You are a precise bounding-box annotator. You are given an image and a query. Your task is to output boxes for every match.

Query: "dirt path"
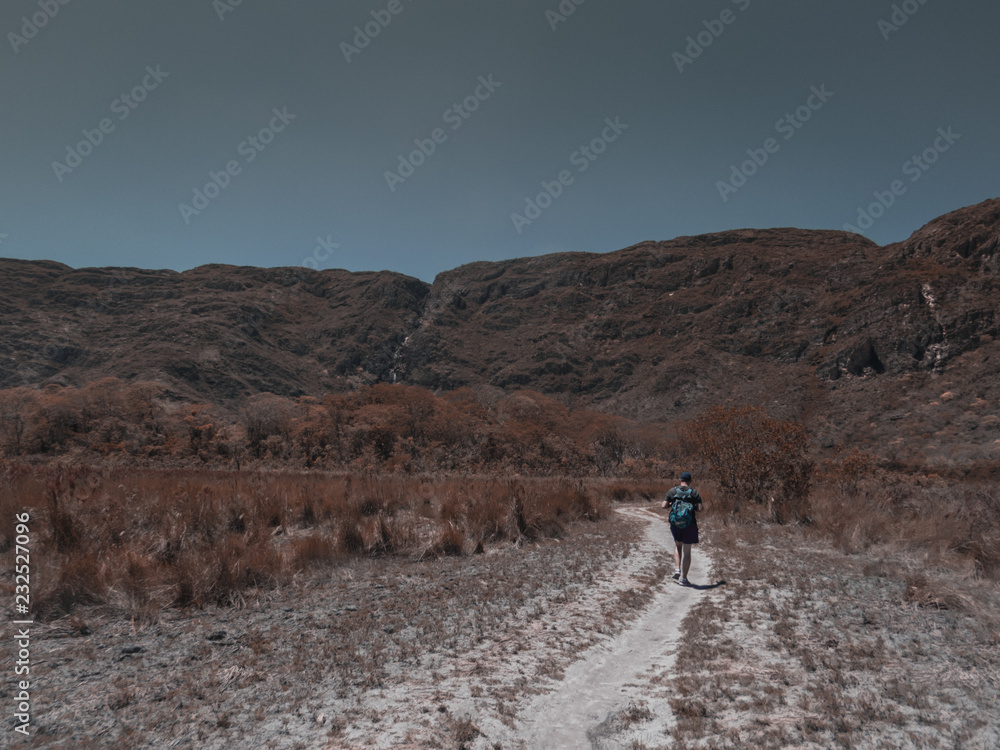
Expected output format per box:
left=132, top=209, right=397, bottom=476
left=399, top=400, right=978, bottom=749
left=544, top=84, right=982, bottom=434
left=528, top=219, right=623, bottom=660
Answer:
left=517, top=506, right=712, bottom=749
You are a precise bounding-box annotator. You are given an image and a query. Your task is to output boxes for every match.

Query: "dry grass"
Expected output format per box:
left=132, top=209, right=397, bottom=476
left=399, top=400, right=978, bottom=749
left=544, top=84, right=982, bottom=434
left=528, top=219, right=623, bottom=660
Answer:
left=806, top=471, right=1000, bottom=581
left=11, top=504, right=652, bottom=748
left=0, top=463, right=621, bottom=622
left=663, top=519, right=1000, bottom=749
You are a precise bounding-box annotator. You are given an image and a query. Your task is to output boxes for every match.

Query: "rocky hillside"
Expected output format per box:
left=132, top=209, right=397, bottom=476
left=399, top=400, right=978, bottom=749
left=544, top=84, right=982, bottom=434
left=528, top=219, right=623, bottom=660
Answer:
left=2, top=198, right=998, bottom=466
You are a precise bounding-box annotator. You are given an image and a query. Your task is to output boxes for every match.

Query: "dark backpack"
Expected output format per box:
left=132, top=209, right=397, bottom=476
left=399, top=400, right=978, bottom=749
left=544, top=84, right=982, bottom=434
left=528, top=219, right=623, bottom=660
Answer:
left=669, top=487, right=695, bottom=529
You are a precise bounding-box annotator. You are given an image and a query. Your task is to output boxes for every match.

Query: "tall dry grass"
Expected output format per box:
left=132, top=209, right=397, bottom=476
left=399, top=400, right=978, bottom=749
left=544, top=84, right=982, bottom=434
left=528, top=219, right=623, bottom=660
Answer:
left=807, top=458, right=1000, bottom=581
left=0, top=463, right=615, bottom=621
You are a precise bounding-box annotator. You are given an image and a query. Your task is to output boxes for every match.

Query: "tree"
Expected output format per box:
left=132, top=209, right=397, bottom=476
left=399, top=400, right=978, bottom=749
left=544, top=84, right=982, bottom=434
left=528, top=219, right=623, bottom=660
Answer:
left=681, top=405, right=813, bottom=523
left=0, top=388, right=33, bottom=455
left=182, top=404, right=217, bottom=455
left=29, top=385, right=80, bottom=453
left=240, top=393, right=293, bottom=458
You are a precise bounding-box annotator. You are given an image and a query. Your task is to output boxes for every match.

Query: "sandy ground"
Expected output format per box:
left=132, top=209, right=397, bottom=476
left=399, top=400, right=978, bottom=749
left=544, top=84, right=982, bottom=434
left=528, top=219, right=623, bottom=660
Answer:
left=12, top=504, right=707, bottom=749
left=512, top=507, right=711, bottom=749
left=12, top=502, right=995, bottom=749
left=660, top=523, right=1000, bottom=749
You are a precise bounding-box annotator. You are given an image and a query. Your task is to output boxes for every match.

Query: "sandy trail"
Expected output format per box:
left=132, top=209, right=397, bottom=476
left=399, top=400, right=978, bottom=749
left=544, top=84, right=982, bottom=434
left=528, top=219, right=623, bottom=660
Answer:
left=518, top=506, right=711, bottom=749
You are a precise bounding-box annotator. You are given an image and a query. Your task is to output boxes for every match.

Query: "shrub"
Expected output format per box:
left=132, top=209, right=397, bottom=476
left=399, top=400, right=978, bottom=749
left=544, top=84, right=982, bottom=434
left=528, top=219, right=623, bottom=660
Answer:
left=429, top=521, right=466, bottom=557
left=681, top=405, right=813, bottom=523
left=291, top=533, right=338, bottom=570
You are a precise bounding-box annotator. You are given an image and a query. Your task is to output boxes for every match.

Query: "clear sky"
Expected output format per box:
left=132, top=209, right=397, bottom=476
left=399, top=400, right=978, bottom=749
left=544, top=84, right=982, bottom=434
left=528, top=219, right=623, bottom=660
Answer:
left=1, top=0, right=997, bottom=282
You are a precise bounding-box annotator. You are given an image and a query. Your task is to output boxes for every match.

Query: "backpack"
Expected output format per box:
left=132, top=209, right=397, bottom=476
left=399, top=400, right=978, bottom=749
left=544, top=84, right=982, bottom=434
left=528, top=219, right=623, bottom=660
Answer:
left=668, top=487, right=695, bottom=530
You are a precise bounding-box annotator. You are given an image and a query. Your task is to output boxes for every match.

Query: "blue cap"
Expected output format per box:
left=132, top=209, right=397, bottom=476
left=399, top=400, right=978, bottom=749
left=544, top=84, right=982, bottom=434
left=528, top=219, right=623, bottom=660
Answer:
left=680, top=471, right=692, bottom=482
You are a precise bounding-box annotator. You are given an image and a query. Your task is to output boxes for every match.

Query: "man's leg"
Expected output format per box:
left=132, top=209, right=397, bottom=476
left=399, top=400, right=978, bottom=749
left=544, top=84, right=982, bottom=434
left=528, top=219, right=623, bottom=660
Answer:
left=680, top=543, right=693, bottom=578
left=674, top=541, right=683, bottom=576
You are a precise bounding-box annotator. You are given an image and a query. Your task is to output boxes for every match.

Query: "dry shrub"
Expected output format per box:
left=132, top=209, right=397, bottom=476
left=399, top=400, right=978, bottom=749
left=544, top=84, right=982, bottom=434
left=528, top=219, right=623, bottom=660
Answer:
left=824, top=448, right=879, bottom=498
left=171, top=551, right=202, bottom=608
left=363, top=514, right=395, bottom=555
left=439, top=489, right=464, bottom=524
left=237, top=538, right=286, bottom=590
left=291, top=532, right=338, bottom=570
left=103, top=549, right=162, bottom=623
left=450, top=716, right=481, bottom=747
left=44, top=466, right=88, bottom=551
left=464, top=479, right=517, bottom=544
left=168, top=536, right=285, bottom=609
left=339, top=518, right=365, bottom=554
left=34, top=552, right=106, bottom=619
left=119, top=550, right=155, bottom=600
left=902, top=572, right=976, bottom=612
left=620, top=701, right=655, bottom=728
left=456, top=478, right=605, bottom=547
left=606, top=482, right=636, bottom=503
left=4, top=463, right=653, bottom=619
left=335, top=476, right=416, bottom=556
left=519, top=480, right=566, bottom=540
left=951, top=483, right=1000, bottom=576
left=346, top=473, right=407, bottom=517
left=428, top=521, right=466, bottom=557
left=681, top=405, right=813, bottom=523
left=809, top=469, right=1000, bottom=582
left=560, top=479, right=606, bottom=521
left=337, top=511, right=417, bottom=557
left=0, top=378, right=679, bottom=475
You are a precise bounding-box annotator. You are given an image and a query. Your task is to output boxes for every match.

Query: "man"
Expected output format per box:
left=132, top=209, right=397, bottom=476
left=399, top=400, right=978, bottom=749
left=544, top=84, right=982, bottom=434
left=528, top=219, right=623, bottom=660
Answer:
left=662, top=471, right=704, bottom=586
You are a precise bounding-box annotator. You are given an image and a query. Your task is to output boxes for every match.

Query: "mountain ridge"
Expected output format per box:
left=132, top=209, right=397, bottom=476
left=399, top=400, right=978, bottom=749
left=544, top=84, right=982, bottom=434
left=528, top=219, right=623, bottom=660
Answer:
left=2, top=198, right=998, bottom=465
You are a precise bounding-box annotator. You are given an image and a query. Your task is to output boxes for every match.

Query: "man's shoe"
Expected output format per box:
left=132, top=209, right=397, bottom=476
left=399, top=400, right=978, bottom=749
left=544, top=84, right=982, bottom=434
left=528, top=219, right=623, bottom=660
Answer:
left=672, top=570, right=681, bottom=580
left=679, top=578, right=690, bottom=586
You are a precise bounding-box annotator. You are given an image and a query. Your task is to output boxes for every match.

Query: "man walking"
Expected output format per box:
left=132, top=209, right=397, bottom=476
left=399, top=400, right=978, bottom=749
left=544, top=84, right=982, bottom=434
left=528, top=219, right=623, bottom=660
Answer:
left=662, top=471, right=704, bottom=586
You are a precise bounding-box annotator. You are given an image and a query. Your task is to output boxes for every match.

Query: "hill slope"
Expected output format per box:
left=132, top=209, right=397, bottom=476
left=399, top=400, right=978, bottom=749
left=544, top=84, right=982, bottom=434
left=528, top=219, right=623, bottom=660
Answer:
left=2, top=198, right=998, bottom=465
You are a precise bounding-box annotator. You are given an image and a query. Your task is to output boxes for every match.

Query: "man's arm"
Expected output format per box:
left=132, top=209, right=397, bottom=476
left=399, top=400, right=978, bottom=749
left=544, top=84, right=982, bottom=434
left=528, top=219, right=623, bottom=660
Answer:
left=661, top=487, right=675, bottom=509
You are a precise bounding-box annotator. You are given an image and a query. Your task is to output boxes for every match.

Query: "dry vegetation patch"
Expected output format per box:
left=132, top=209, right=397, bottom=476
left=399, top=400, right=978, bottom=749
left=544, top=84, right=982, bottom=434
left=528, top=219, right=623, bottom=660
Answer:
left=661, top=522, right=1000, bottom=749
left=0, top=479, right=675, bottom=748
left=0, top=465, right=630, bottom=623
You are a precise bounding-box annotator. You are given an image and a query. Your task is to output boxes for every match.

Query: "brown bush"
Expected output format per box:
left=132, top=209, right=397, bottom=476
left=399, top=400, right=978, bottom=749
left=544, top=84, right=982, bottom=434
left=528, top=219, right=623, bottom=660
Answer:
left=241, top=393, right=294, bottom=458
left=464, top=480, right=515, bottom=544
left=35, top=551, right=106, bottom=619
left=0, top=387, right=32, bottom=455
left=428, top=521, right=466, bottom=557
left=681, top=405, right=813, bottom=523
left=808, top=471, right=1000, bottom=581
left=291, top=533, right=339, bottom=570
left=0, top=379, right=679, bottom=476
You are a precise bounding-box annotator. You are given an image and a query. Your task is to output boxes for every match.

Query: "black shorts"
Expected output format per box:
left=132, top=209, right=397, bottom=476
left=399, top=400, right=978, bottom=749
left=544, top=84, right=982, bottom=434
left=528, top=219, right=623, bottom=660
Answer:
left=671, top=522, right=698, bottom=545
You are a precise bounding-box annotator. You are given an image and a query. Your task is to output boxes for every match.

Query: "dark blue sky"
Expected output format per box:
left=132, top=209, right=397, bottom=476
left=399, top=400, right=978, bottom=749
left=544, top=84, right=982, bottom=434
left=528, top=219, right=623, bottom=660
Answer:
left=2, top=0, right=997, bottom=282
